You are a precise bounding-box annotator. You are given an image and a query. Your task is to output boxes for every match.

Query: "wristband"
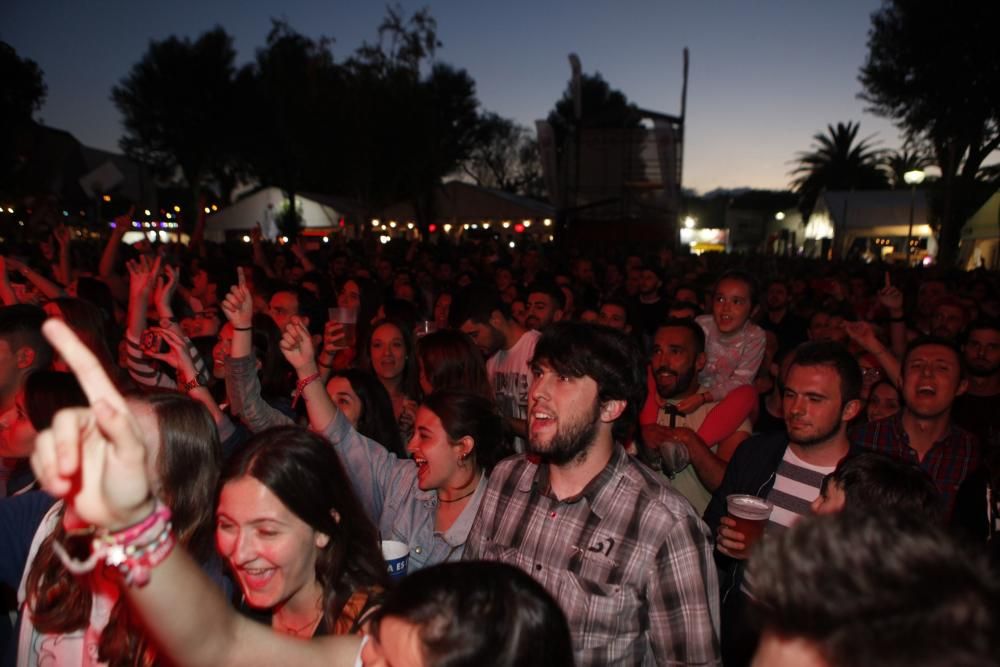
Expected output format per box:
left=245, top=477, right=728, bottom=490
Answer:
left=181, top=376, right=206, bottom=392
left=233, top=325, right=252, bottom=331
left=292, top=372, right=321, bottom=407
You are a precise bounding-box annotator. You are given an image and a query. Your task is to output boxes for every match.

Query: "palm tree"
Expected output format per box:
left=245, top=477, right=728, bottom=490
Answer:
left=790, top=121, right=888, bottom=219
left=883, top=147, right=934, bottom=188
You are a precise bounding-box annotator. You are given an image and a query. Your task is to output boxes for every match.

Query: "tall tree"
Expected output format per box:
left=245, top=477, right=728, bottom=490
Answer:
left=859, top=0, right=1000, bottom=265
left=238, top=20, right=343, bottom=238
left=463, top=113, right=544, bottom=197
left=112, top=27, right=242, bottom=208
left=790, top=121, right=888, bottom=219
left=883, top=146, right=933, bottom=189
left=0, top=42, right=47, bottom=191
left=546, top=72, right=640, bottom=153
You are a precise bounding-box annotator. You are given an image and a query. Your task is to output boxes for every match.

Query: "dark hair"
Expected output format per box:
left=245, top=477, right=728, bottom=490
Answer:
left=423, top=390, right=504, bottom=473
left=250, top=313, right=295, bottom=399
left=26, top=394, right=221, bottom=666
left=365, top=317, right=420, bottom=401
left=715, top=269, right=759, bottom=306
left=222, top=426, right=387, bottom=631
left=753, top=511, right=1000, bottom=667
left=417, top=329, right=494, bottom=400
left=901, top=335, right=964, bottom=378
left=329, top=368, right=406, bottom=458
left=526, top=281, right=566, bottom=310
left=667, top=300, right=703, bottom=318
left=655, top=318, right=707, bottom=355
left=24, top=370, right=87, bottom=430
left=825, top=452, right=942, bottom=521
left=449, top=283, right=508, bottom=328
left=370, top=562, right=574, bottom=667
left=50, top=297, right=121, bottom=385
left=598, top=296, right=635, bottom=324
left=966, top=317, right=1000, bottom=338
left=0, top=304, right=52, bottom=372
left=532, top=322, right=646, bottom=441
left=789, top=341, right=863, bottom=405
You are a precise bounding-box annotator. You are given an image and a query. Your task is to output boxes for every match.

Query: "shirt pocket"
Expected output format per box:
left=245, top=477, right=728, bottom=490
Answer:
left=554, top=568, right=641, bottom=652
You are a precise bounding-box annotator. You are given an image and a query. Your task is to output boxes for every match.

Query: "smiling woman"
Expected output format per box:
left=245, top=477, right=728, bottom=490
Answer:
left=217, top=426, right=387, bottom=637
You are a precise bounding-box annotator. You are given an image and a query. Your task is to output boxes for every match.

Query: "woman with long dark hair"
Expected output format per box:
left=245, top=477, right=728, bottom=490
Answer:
left=14, top=392, right=221, bottom=666
left=218, top=426, right=387, bottom=637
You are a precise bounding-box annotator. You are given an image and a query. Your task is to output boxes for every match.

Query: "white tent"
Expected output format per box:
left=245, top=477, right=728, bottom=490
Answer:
left=960, top=191, right=1000, bottom=270
left=204, top=188, right=360, bottom=242
left=812, top=190, right=932, bottom=259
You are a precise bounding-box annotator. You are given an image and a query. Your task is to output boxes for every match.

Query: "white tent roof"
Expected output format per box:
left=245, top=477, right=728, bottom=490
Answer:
left=205, top=188, right=356, bottom=242
left=962, top=191, right=1000, bottom=240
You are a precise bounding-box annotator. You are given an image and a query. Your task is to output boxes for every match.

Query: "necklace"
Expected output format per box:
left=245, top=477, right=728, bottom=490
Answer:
left=437, top=488, right=476, bottom=503
left=274, top=609, right=323, bottom=637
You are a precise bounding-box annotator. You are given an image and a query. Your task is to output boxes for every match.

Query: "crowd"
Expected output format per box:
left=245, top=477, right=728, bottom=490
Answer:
left=1, top=209, right=999, bottom=666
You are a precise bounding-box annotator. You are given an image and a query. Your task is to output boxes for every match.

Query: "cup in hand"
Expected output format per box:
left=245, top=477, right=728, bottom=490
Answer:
left=328, top=307, right=359, bottom=348
left=381, top=540, right=409, bottom=580
left=725, top=494, right=773, bottom=551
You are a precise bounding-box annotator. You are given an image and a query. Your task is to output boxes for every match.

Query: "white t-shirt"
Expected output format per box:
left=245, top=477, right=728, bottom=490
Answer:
left=655, top=400, right=751, bottom=516
left=486, top=330, right=540, bottom=453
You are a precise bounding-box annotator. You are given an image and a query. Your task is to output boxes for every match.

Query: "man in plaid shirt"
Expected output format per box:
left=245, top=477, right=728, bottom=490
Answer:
left=466, top=322, right=721, bottom=666
left=850, top=336, right=979, bottom=518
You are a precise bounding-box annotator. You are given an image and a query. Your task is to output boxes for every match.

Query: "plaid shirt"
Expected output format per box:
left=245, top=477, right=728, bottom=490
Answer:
left=850, top=413, right=979, bottom=517
left=465, top=445, right=721, bottom=666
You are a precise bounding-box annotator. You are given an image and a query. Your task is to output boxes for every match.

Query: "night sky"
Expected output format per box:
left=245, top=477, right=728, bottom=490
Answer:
left=2, top=0, right=903, bottom=194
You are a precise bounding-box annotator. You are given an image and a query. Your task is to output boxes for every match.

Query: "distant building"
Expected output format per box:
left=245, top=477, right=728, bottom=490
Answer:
left=809, top=190, right=932, bottom=262
left=960, top=190, right=1000, bottom=270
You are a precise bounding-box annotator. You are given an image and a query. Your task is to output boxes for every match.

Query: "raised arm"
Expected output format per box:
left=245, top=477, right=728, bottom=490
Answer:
left=53, top=224, right=73, bottom=287
left=30, top=319, right=360, bottom=667
left=0, top=257, right=18, bottom=305
left=6, top=257, right=67, bottom=300
left=844, top=320, right=901, bottom=385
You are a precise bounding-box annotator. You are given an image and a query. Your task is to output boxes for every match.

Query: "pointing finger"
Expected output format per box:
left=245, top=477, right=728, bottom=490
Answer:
left=42, top=319, right=127, bottom=412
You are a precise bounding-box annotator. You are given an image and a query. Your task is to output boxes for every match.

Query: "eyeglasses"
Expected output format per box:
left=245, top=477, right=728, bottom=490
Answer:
left=862, top=367, right=883, bottom=379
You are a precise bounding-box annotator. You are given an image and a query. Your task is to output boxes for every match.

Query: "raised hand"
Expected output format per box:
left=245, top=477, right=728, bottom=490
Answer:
left=877, top=275, right=904, bottom=316
left=127, top=255, right=162, bottom=299
left=279, top=317, right=317, bottom=374
left=143, top=327, right=197, bottom=380
left=844, top=320, right=879, bottom=349
left=220, top=267, right=253, bottom=329
left=112, top=206, right=135, bottom=239
left=53, top=224, right=71, bottom=248
left=153, top=264, right=180, bottom=317
left=31, top=319, right=154, bottom=530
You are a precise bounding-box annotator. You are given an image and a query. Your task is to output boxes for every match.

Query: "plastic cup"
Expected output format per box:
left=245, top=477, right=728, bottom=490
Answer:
left=726, top=494, right=773, bottom=551
left=329, top=307, right=359, bottom=348
left=414, top=320, right=437, bottom=338
left=381, top=540, right=409, bottom=579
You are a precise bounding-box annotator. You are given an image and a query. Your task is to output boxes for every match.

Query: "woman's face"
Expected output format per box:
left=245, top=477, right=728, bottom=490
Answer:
left=433, top=294, right=452, bottom=326
left=326, top=376, right=362, bottom=426
left=361, top=616, right=425, bottom=667
left=371, top=324, right=406, bottom=382
left=216, top=475, right=327, bottom=611
left=212, top=323, right=234, bottom=379
left=867, top=383, right=901, bottom=423
left=406, top=406, right=466, bottom=491
left=338, top=280, right=361, bottom=310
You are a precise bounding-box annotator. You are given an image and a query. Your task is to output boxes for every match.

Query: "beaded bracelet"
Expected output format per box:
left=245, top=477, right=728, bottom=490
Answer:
left=52, top=501, right=176, bottom=588
left=292, top=372, right=321, bottom=408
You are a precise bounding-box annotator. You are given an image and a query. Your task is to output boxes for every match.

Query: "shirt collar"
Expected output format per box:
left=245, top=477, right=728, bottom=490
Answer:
left=522, top=445, right=629, bottom=520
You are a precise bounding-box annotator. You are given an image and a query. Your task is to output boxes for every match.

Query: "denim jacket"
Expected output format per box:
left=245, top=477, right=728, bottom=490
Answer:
left=320, top=409, right=486, bottom=572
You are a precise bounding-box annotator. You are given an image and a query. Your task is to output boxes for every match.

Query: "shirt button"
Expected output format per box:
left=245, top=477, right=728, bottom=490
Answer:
left=550, top=511, right=557, bottom=518
left=414, top=546, right=423, bottom=555
left=535, top=564, right=542, bottom=571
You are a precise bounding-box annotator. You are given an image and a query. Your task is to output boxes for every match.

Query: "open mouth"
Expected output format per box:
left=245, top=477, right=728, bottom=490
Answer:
left=239, top=566, right=277, bottom=590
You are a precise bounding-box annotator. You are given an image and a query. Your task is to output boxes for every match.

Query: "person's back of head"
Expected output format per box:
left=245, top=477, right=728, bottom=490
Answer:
left=752, top=510, right=1000, bottom=667
left=815, top=452, right=942, bottom=521
left=370, top=561, right=574, bottom=667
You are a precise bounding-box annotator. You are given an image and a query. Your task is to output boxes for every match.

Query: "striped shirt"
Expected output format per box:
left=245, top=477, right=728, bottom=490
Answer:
left=466, top=445, right=722, bottom=666
left=742, top=447, right=833, bottom=597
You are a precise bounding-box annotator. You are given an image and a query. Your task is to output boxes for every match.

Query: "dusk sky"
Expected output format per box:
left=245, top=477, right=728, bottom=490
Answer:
left=3, top=0, right=903, bottom=194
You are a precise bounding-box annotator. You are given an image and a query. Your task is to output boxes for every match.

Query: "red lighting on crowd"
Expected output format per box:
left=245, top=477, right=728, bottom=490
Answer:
left=514, top=223, right=525, bottom=233
left=339, top=217, right=345, bottom=228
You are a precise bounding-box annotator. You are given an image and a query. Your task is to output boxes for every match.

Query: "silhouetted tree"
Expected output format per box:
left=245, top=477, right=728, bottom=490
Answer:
left=463, top=113, right=544, bottom=197
left=883, top=147, right=934, bottom=189
left=112, top=27, right=243, bottom=210
left=859, top=0, right=1000, bottom=265
left=0, top=42, right=47, bottom=191
left=546, top=72, right=640, bottom=153
left=790, top=121, right=888, bottom=219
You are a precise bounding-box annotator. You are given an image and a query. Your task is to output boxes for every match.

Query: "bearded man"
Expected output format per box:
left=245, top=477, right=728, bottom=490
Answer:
left=466, top=322, right=721, bottom=666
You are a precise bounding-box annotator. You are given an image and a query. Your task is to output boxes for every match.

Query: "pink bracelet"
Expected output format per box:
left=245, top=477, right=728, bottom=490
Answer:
left=292, top=372, right=320, bottom=408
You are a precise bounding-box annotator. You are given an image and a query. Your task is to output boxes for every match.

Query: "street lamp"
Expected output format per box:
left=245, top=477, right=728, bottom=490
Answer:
left=904, top=169, right=926, bottom=265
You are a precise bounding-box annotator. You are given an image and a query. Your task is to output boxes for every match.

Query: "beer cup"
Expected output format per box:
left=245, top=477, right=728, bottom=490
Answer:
left=726, top=494, right=773, bottom=551
left=328, top=307, right=358, bottom=348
